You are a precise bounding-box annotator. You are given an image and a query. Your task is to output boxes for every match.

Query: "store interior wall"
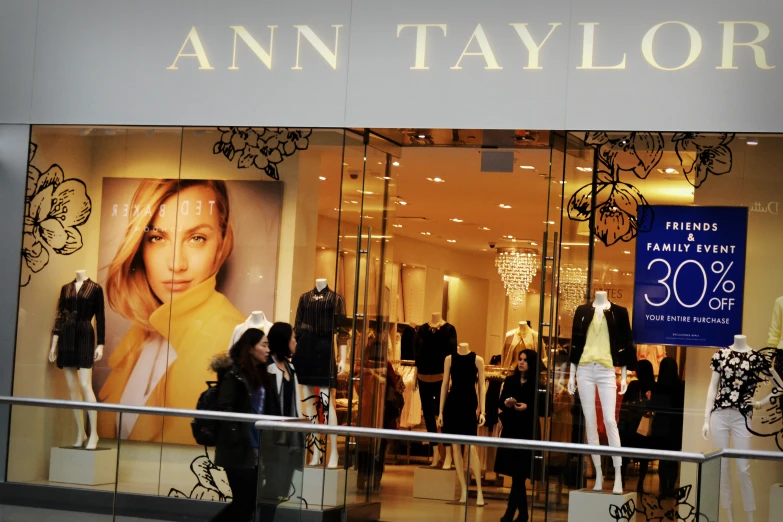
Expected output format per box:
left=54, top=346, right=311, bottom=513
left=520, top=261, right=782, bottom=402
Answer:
left=0, top=124, right=30, bottom=482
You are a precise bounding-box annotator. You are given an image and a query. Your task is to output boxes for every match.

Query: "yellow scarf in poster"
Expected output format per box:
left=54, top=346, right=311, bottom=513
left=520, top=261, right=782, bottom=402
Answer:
left=98, top=276, right=244, bottom=445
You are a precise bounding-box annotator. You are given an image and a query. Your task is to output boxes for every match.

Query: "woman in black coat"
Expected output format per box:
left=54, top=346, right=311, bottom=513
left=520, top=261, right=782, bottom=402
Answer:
left=209, top=328, right=273, bottom=522
left=495, top=349, right=539, bottom=522
left=618, top=359, right=655, bottom=491
left=649, top=357, right=685, bottom=496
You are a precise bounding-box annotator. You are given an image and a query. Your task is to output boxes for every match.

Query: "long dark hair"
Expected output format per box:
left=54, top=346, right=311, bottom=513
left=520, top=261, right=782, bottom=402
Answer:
left=268, top=322, right=294, bottom=361
left=229, top=328, right=267, bottom=391
left=514, top=349, right=540, bottom=381
left=636, top=359, right=655, bottom=393
left=656, top=357, right=680, bottom=396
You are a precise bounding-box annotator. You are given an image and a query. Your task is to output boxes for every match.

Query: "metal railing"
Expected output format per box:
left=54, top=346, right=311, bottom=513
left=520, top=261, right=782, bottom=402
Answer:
left=1, top=395, right=781, bottom=463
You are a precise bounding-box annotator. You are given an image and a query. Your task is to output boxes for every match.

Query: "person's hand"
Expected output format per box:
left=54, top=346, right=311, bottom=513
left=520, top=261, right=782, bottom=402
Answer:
left=436, top=415, right=443, bottom=428
left=48, top=346, right=56, bottom=363
left=645, top=390, right=652, bottom=401
left=567, top=379, right=575, bottom=395
left=337, top=360, right=346, bottom=375
left=478, top=413, right=486, bottom=427
left=504, top=397, right=517, bottom=408
left=514, top=402, right=527, bottom=411
left=94, top=345, right=104, bottom=362
left=701, top=421, right=710, bottom=441
left=619, top=379, right=628, bottom=395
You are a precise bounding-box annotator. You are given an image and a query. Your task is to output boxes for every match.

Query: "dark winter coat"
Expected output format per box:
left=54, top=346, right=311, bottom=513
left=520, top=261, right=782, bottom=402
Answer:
left=211, top=354, right=277, bottom=469
left=494, top=375, right=537, bottom=478
left=569, top=304, right=637, bottom=370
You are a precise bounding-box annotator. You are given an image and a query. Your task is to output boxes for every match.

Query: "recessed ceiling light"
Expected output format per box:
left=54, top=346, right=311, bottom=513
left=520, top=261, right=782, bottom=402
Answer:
left=447, top=239, right=456, bottom=243
left=747, top=140, right=759, bottom=146
left=559, top=181, right=567, bottom=184
left=392, top=161, right=400, bottom=167
left=664, top=168, right=678, bottom=174
left=396, top=200, right=407, bottom=205
left=499, top=204, right=512, bottom=209
left=576, top=167, right=593, bottom=172
left=426, top=177, right=445, bottom=183
left=610, top=268, right=619, bottom=272
left=623, top=250, right=631, bottom=254
left=320, top=246, right=326, bottom=250
left=530, top=242, right=538, bottom=246
left=363, top=215, right=373, bottom=219
left=349, top=200, right=358, bottom=204
left=479, top=226, right=490, bottom=231
left=421, top=232, right=431, bottom=236
left=343, top=163, right=348, bottom=166
left=393, top=224, right=402, bottom=228
left=450, top=218, right=464, bottom=223
left=563, top=246, right=570, bottom=250
left=319, top=176, right=327, bottom=181
left=333, top=207, right=340, bottom=211
left=545, top=221, right=555, bottom=224
left=520, top=165, right=535, bottom=170
left=503, top=235, right=515, bottom=239
left=418, top=134, right=426, bottom=139
left=479, top=248, right=488, bottom=251
left=357, top=190, right=374, bottom=195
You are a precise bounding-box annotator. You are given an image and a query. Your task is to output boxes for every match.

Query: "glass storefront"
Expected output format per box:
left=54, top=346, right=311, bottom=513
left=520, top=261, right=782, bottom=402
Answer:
left=5, top=125, right=783, bottom=521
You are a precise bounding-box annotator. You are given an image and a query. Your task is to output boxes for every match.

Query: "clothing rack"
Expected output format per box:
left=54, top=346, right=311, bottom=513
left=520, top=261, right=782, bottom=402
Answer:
left=389, top=359, right=416, bottom=367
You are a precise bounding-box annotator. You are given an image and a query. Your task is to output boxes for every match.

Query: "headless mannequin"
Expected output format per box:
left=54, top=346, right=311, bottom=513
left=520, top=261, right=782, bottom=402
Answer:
left=702, top=335, right=756, bottom=522
left=248, top=311, right=266, bottom=328
left=438, top=342, right=486, bottom=506
left=566, top=291, right=626, bottom=494
left=49, top=270, right=103, bottom=450
left=302, top=278, right=347, bottom=468
left=414, top=312, right=453, bottom=468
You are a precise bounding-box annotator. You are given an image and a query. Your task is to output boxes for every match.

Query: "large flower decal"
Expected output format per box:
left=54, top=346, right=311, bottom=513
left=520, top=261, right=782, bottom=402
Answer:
left=568, top=132, right=662, bottom=247
left=169, top=451, right=231, bottom=501
left=673, top=133, right=735, bottom=188
left=21, top=143, right=92, bottom=287
left=614, top=486, right=707, bottom=522
left=744, top=347, right=783, bottom=451
left=213, top=127, right=312, bottom=180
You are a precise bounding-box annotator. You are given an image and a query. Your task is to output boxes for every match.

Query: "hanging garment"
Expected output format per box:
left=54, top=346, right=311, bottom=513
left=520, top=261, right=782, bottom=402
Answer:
left=442, top=352, right=479, bottom=436
left=53, top=278, right=106, bottom=369
left=399, top=366, right=422, bottom=428
left=399, top=324, right=417, bottom=361
left=414, top=322, right=458, bottom=376
left=292, top=286, right=350, bottom=387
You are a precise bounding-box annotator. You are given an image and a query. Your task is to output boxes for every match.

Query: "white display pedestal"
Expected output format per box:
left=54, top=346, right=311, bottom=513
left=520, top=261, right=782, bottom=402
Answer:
left=568, top=489, right=636, bottom=522
left=301, top=466, right=358, bottom=507
left=770, top=484, right=783, bottom=517
left=413, top=466, right=459, bottom=501
left=49, top=447, right=118, bottom=486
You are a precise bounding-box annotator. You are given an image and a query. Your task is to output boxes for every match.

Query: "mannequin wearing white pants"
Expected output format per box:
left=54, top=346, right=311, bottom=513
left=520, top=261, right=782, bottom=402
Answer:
left=702, top=335, right=759, bottom=522
left=567, top=292, right=628, bottom=495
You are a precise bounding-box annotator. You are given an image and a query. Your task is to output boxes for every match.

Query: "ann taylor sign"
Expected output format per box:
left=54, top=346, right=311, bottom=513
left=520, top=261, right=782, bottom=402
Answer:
left=167, top=21, right=775, bottom=73
left=3, top=0, right=783, bottom=130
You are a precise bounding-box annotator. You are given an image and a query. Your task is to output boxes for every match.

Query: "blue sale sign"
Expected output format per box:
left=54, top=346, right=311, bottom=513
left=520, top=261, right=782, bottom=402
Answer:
left=632, top=205, right=748, bottom=348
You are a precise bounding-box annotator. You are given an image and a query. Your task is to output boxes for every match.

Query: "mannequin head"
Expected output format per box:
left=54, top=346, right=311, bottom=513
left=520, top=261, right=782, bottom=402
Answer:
left=431, top=312, right=442, bottom=324
left=593, top=290, right=609, bottom=308
left=519, top=321, right=530, bottom=331
left=75, top=270, right=87, bottom=282
left=106, top=180, right=233, bottom=329
left=731, top=334, right=749, bottom=351
left=315, top=278, right=328, bottom=291
left=249, top=311, right=265, bottom=326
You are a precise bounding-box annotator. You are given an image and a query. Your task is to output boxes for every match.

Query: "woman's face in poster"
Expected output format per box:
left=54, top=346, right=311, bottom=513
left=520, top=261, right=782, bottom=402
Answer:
left=143, top=185, right=222, bottom=303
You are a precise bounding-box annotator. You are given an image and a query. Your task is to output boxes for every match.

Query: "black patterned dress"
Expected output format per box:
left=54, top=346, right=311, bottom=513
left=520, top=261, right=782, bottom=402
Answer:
left=53, top=278, right=105, bottom=369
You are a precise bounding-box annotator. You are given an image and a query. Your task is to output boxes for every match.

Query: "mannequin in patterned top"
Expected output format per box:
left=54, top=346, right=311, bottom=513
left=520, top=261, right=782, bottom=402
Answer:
left=48, top=270, right=105, bottom=450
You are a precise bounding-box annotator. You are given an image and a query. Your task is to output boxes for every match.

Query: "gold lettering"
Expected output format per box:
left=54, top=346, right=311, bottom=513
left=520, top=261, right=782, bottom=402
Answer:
left=451, top=24, right=503, bottom=70
left=642, top=21, right=702, bottom=71
left=397, top=24, right=447, bottom=70
left=292, top=25, right=342, bottom=70
left=166, top=26, right=214, bottom=70
left=717, top=21, right=775, bottom=70
left=577, top=23, right=626, bottom=70
left=509, top=23, right=562, bottom=70
left=229, top=25, right=278, bottom=70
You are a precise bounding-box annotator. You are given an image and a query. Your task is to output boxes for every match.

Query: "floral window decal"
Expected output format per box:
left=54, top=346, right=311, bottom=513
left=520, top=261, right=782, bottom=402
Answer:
left=568, top=132, right=735, bottom=247
left=610, top=486, right=708, bottom=522
left=22, top=143, right=92, bottom=287
left=212, top=127, right=312, bottom=180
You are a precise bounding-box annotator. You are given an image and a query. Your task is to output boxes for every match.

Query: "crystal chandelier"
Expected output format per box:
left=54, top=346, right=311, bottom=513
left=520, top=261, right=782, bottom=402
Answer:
left=560, top=267, right=587, bottom=316
left=495, top=248, right=539, bottom=309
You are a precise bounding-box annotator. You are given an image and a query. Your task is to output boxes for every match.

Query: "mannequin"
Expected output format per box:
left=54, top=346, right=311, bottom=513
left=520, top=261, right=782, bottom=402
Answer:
left=438, top=342, right=486, bottom=506
left=413, top=312, right=456, bottom=468
left=294, top=278, right=347, bottom=468
left=49, top=270, right=105, bottom=450
left=567, top=291, right=635, bottom=495
left=228, top=310, right=274, bottom=349
left=702, top=335, right=767, bottom=522
left=502, top=321, right=539, bottom=369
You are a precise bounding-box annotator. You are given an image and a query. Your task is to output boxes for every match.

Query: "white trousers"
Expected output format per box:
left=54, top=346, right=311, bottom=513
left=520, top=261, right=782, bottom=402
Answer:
left=711, top=409, right=755, bottom=512
left=577, top=363, right=622, bottom=468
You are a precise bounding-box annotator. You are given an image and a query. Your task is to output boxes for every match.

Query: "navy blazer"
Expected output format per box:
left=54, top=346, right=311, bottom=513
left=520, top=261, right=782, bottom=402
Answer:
left=569, top=303, right=637, bottom=370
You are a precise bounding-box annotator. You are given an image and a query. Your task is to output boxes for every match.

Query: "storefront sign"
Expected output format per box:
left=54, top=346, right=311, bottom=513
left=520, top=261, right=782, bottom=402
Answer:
left=632, top=205, right=748, bottom=348
left=4, top=0, right=783, bottom=130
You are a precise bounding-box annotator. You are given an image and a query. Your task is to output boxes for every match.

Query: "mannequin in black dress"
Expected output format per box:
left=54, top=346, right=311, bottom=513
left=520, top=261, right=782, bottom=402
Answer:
left=438, top=342, right=486, bottom=506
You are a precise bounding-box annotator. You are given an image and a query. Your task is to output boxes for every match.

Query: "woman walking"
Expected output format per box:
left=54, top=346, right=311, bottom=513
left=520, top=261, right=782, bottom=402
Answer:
left=209, top=328, right=271, bottom=522
left=261, top=322, right=306, bottom=518
left=495, top=349, right=540, bottom=522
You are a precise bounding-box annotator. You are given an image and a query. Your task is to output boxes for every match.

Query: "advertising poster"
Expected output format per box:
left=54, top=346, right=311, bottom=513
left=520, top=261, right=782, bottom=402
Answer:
left=632, top=205, right=748, bottom=348
left=94, top=178, right=282, bottom=444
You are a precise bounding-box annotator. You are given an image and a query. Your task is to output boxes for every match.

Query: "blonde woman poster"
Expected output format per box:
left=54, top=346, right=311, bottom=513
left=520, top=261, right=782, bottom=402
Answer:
left=95, top=178, right=282, bottom=445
